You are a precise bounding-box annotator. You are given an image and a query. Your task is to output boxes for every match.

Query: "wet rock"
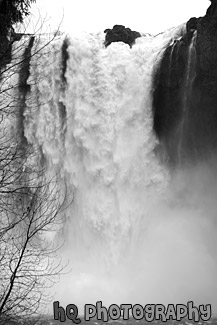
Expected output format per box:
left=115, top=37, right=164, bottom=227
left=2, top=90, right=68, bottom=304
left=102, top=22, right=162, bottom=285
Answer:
left=104, top=25, right=141, bottom=47
left=153, top=0, right=217, bottom=165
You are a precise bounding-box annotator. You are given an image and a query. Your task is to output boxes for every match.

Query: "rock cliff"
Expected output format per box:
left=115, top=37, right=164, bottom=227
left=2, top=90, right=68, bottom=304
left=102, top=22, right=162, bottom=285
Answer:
left=153, top=0, right=217, bottom=165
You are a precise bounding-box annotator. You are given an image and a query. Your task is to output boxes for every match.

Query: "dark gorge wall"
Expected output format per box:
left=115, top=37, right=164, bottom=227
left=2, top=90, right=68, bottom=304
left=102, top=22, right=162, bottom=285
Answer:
left=153, top=0, right=217, bottom=166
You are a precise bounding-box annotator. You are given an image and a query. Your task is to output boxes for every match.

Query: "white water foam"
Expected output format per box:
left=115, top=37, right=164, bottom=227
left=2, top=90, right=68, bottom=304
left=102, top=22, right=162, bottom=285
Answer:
left=18, top=26, right=217, bottom=312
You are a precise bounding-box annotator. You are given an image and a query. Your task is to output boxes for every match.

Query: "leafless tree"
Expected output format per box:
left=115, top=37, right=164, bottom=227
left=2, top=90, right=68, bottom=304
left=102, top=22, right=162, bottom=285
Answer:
left=0, top=10, right=67, bottom=325
left=0, top=176, right=67, bottom=324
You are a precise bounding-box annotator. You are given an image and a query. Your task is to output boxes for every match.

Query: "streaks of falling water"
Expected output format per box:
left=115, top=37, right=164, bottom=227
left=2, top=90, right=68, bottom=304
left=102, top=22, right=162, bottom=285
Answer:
left=177, top=32, right=197, bottom=164
left=17, top=26, right=217, bottom=309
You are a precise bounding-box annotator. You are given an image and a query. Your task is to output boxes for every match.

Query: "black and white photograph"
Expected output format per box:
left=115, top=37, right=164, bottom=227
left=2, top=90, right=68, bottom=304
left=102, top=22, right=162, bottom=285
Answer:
left=0, top=0, right=216, bottom=324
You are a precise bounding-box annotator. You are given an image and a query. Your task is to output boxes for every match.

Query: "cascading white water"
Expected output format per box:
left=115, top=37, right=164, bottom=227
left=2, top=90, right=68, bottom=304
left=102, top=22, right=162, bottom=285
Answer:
left=178, top=31, right=197, bottom=162
left=8, top=25, right=217, bottom=312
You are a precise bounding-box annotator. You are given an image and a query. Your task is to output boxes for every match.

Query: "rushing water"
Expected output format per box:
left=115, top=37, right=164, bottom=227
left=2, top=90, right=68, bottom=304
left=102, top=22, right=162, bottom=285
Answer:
left=4, top=24, right=217, bottom=314
left=177, top=32, right=197, bottom=164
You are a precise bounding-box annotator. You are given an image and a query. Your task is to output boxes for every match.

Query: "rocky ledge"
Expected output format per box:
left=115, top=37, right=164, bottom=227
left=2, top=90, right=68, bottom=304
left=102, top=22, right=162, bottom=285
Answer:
left=104, top=25, right=141, bottom=47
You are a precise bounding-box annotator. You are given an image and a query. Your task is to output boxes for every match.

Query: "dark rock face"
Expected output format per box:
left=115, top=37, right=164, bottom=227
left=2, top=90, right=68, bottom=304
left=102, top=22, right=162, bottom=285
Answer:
left=104, top=25, right=141, bottom=48
left=186, top=17, right=198, bottom=33
left=0, top=36, right=12, bottom=71
left=153, top=36, right=194, bottom=165
left=18, top=36, right=35, bottom=147
left=153, top=0, right=217, bottom=166
left=0, top=33, right=24, bottom=73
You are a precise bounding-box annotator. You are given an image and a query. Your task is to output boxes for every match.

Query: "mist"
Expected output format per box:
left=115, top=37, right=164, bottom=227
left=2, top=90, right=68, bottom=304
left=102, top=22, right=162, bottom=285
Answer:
left=16, top=26, right=217, bottom=315
left=49, top=160, right=216, bottom=315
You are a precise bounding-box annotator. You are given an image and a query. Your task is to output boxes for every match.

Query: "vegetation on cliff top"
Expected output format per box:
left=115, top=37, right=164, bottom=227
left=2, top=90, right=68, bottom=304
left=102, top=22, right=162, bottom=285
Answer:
left=0, top=0, right=36, bottom=35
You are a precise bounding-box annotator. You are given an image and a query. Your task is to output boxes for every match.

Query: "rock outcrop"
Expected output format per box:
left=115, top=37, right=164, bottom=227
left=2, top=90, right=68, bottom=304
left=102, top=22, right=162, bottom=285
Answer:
left=153, top=0, right=217, bottom=165
left=104, top=25, right=141, bottom=47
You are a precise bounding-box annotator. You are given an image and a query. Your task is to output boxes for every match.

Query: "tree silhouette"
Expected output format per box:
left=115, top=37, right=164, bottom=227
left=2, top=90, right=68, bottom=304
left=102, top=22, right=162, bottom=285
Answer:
left=0, top=0, right=36, bottom=35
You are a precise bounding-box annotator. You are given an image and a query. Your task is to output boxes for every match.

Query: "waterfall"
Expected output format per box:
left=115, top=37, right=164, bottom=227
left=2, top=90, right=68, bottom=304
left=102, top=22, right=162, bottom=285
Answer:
left=4, top=25, right=217, bottom=312
left=23, top=31, right=170, bottom=299
left=178, top=31, right=197, bottom=163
